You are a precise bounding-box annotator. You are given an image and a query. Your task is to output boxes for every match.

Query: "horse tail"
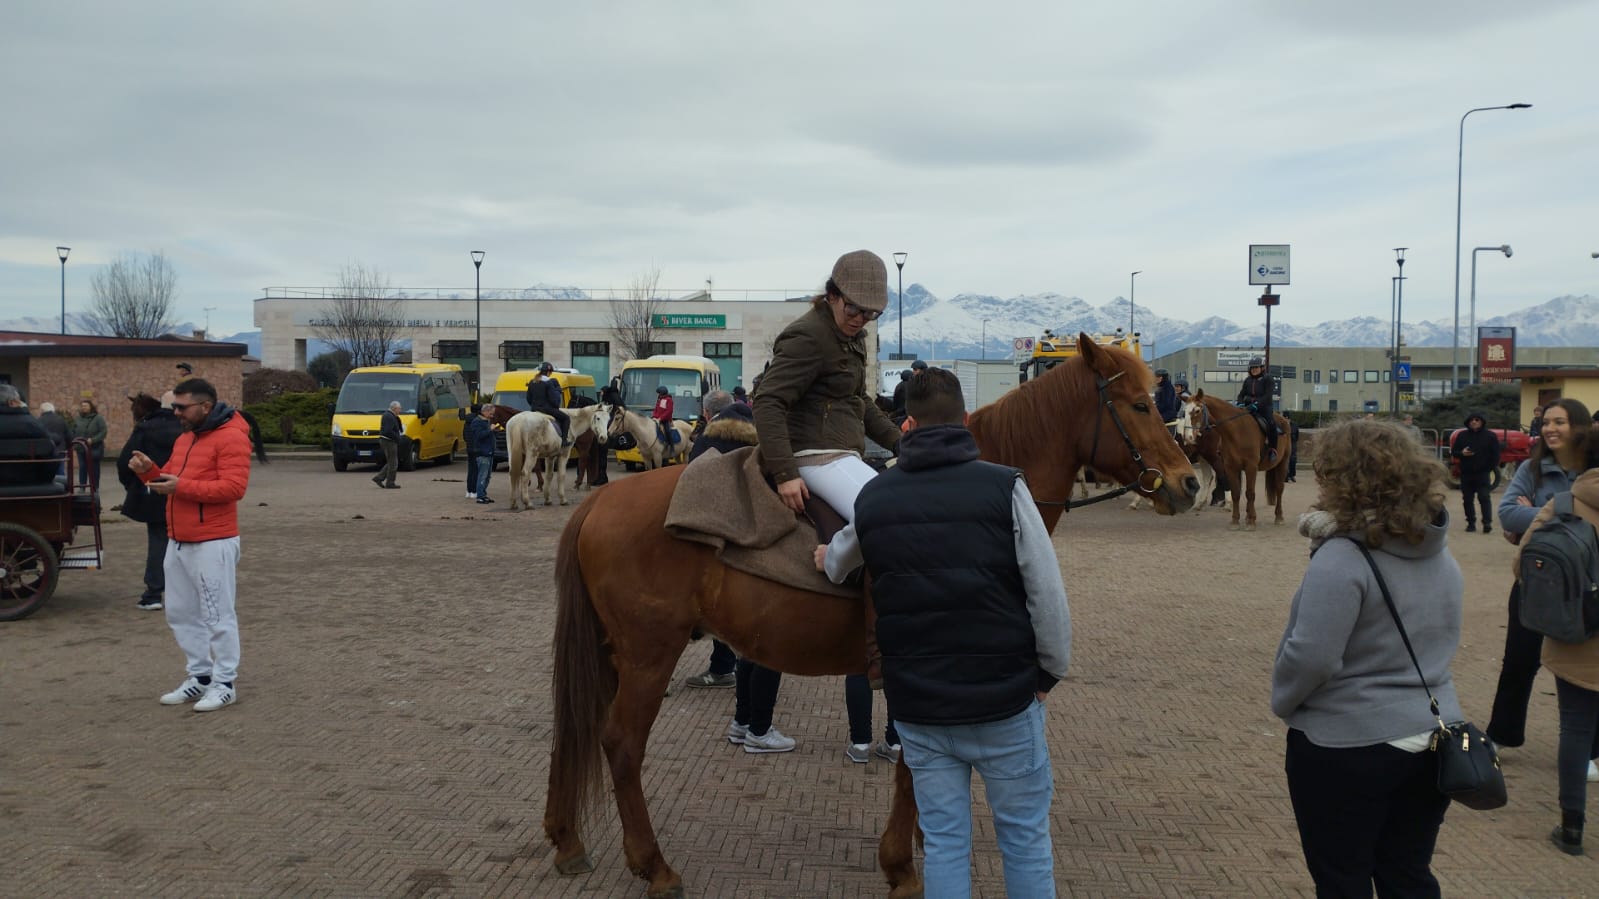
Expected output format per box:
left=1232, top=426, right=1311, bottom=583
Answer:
left=238, top=408, right=270, bottom=463
left=546, top=492, right=615, bottom=835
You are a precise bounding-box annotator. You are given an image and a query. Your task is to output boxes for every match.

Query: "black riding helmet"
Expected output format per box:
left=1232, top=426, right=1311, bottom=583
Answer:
left=1155, top=368, right=1169, bottom=377
left=539, top=361, right=555, bottom=374
left=656, top=385, right=669, bottom=396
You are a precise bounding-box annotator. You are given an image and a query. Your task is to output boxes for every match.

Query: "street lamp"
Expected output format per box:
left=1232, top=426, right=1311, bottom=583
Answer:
left=981, top=318, right=989, bottom=360
left=893, top=252, right=907, bottom=359
left=1452, top=102, right=1531, bottom=392
left=1468, top=245, right=1512, bottom=386
left=1129, top=271, right=1141, bottom=335
left=56, top=246, right=70, bottom=335
left=1391, top=249, right=1407, bottom=412
left=203, top=306, right=217, bottom=339
left=471, top=250, right=485, bottom=393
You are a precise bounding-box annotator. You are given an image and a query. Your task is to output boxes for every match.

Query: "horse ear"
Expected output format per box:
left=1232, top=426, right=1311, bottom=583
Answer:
left=1076, top=333, right=1118, bottom=378
left=1194, top=388, right=1206, bottom=400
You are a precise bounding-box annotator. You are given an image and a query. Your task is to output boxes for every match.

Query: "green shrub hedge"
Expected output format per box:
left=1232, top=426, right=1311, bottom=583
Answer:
left=245, top=388, right=338, bottom=448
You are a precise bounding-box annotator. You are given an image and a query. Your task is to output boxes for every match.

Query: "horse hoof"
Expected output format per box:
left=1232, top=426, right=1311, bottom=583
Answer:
left=554, top=853, right=594, bottom=875
left=1246, top=523, right=1257, bottom=532
left=889, top=884, right=925, bottom=899
left=1228, top=523, right=1240, bottom=531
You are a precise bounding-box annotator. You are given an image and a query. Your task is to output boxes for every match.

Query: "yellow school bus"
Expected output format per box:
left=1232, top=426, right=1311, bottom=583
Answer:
left=614, top=355, right=722, bottom=469
left=329, top=364, right=469, bottom=471
left=1018, top=329, right=1143, bottom=383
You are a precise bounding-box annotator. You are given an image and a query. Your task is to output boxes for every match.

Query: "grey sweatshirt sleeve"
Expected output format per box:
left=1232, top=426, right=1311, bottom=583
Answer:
left=1270, top=543, right=1363, bottom=719
left=1498, top=460, right=1539, bottom=535
left=823, top=523, right=863, bottom=584
left=1013, top=479, right=1071, bottom=683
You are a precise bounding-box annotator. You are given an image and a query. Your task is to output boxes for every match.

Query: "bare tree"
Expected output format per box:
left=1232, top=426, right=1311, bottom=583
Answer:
left=84, top=251, right=179, bottom=338
left=311, top=263, right=404, bottom=368
left=608, top=267, right=664, bottom=361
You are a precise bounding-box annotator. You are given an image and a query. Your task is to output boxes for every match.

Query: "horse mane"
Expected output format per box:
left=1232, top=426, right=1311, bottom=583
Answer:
left=968, top=342, right=1149, bottom=463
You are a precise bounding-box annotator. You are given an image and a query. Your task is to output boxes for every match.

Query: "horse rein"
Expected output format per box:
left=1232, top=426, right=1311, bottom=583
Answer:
left=1035, top=371, right=1168, bottom=511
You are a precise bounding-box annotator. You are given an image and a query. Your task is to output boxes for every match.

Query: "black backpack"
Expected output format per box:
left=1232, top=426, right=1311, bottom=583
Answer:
left=1517, top=493, right=1599, bottom=644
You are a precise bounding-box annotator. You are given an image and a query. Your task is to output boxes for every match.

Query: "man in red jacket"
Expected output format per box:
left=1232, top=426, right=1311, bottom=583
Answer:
left=128, top=378, right=253, bottom=712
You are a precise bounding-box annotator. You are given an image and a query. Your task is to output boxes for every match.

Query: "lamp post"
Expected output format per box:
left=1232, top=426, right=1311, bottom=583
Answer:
left=56, top=246, right=70, bottom=334
left=203, top=306, right=217, bottom=339
left=1452, top=102, right=1531, bottom=393
left=471, top=250, right=485, bottom=393
left=1468, top=245, right=1512, bottom=386
left=981, top=318, right=989, bottom=360
left=1129, top=271, right=1141, bottom=335
left=1391, top=249, right=1407, bottom=412
left=893, top=252, right=907, bottom=359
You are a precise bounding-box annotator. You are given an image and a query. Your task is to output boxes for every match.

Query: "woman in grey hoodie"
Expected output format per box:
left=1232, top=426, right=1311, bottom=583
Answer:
left=1272, top=419, right=1463, bottom=897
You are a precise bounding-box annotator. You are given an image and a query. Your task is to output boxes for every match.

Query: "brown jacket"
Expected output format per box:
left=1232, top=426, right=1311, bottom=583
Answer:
left=752, top=301, right=901, bottom=482
left=1518, top=467, right=1599, bottom=690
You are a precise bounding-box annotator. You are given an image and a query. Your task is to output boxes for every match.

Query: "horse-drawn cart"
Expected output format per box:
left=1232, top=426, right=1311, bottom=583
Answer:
left=0, top=440, right=104, bottom=622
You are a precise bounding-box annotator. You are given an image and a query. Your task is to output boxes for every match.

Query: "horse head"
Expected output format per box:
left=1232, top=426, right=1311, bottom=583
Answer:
left=590, top=403, right=615, bottom=446
left=1074, top=334, right=1200, bottom=513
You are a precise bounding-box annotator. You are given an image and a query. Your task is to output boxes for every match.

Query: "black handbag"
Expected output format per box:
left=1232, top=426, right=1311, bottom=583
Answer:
left=1347, top=540, right=1508, bottom=811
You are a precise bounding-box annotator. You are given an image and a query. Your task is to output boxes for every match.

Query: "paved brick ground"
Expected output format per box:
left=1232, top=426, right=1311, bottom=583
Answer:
left=3, top=458, right=1594, bottom=897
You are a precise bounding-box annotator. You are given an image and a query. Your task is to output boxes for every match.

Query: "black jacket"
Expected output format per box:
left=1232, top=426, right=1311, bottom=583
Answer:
left=117, top=409, right=184, bottom=522
left=0, top=406, right=58, bottom=487
left=1451, top=413, right=1501, bottom=481
left=526, top=377, right=563, bottom=414
left=379, top=409, right=403, bottom=441
left=38, top=410, right=70, bottom=453
left=855, top=425, right=1041, bottom=726
left=1237, top=373, right=1272, bottom=410
left=687, top=404, right=757, bottom=462
left=1155, top=378, right=1180, bottom=422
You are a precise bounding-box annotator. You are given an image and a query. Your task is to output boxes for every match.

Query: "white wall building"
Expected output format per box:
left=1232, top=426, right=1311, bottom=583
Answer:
left=254, top=289, right=891, bottom=394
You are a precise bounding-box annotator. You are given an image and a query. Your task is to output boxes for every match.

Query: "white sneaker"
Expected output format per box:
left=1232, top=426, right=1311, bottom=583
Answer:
left=742, top=726, right=796, bottom=754
left=1588, top=759, right=1597, bottom=783
left=194, top=682, right=236, bottom=712
left=159, top=677, right=207, bottom=705
left=466, top=491, right=475, bottom=499
left=725, top=720, right=748, bottom=745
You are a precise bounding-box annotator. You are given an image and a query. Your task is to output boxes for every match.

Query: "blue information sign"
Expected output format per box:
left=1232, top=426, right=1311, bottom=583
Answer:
left=1395, top=362, right=1411, bottom=380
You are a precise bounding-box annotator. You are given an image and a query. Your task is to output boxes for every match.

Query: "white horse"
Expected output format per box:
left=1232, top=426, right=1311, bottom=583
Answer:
left=507, top=405, right=608, bottom=510
left=1128, top=397, right=1217, bottom=514
left=606, top=407, right=692, bottom=470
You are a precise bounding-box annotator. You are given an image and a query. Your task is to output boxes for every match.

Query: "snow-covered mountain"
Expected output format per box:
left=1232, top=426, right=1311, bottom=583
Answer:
left=878, top=291, right=1599, bottom=360
left=7, top=292, right=1594, bottom=364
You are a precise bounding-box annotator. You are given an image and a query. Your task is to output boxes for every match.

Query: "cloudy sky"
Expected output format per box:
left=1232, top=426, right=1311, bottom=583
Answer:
left=3, top=1, right=1596, bottom=338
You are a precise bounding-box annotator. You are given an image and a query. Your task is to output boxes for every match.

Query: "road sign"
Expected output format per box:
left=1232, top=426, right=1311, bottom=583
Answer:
left=1012, top=337, right=1035, bottom=355
left=1395, top=362, right=1411, bottom=380
left=1248, top=244, right=1290, bottom=286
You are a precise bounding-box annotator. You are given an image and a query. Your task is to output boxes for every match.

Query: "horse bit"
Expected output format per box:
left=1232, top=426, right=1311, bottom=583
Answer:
left=1036, top=371, right=1168, bottom=511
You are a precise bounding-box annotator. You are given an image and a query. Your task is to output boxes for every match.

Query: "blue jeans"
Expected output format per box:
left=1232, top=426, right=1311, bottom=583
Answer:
left=474, top=455, right=493, bottom=499
left=897, top=701, right=1055, bottom=899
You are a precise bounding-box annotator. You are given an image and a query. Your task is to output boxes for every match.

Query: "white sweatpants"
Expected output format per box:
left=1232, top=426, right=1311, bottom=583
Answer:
left=797, top=454, right=879, bottom=524
left=163, top=537, right=241, bottom=684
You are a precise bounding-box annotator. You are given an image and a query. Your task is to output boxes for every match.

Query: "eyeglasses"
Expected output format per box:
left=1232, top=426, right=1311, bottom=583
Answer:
left=841, top=300, right=881, bottom=322
left=170, top=401, right=210, bottom=412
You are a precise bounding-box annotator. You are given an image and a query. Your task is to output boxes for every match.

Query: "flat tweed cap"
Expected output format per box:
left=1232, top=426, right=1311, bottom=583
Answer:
left=830, top=250, right=888, bottom=313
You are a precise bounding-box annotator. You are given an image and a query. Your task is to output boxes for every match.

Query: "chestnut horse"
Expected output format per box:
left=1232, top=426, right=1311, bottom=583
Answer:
left=544, top=335, right=1199, bottom=898
left=1189, top=389, right=1290, bottom=530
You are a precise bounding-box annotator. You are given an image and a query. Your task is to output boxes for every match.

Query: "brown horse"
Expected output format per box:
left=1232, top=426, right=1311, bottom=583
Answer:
left=1189, top=389, right=1290, bottom=530
left=543, top=335, right=1199, bottom=898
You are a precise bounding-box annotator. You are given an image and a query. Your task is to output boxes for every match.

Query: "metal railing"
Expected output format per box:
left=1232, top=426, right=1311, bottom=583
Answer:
left=258, top=287, right=817, bottom=303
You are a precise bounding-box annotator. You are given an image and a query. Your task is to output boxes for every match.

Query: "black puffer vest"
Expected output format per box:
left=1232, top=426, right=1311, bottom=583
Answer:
left=855, top=425, right=1038, bottom=725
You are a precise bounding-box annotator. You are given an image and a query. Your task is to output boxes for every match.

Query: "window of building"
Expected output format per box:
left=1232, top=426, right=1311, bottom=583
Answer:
left=643, top=341, right=677, bottom=356
left=1203, top=371, right=1229, bottom=383
left=1328, top=399, right=1339, bottom=412
left=1364, top=370, right=1379, bottom=383
left=1329, top=369, right=1339, bottom=383
left=1302, top=369, right=1312, bottom=383
left=571, top=341, right=608, bottom=357
left=1301, top=399, right=1311, bottom=411
left=1344, top=370, right=1358, bottom=384
left=703, top=342, right=742, bottom=357
left=1382, top=370, right=1391, bottom=383
left=1313, top=369, right=1321, bottom=384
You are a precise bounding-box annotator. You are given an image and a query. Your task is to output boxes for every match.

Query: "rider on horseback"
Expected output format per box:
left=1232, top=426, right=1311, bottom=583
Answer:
left=651, top=385, right=675, bottom=448
left=1236, top=356, right=1279, bottom=464
left=526, top=361, right=571, bottom=445
left=1154, top=367, right=1180, bottom=437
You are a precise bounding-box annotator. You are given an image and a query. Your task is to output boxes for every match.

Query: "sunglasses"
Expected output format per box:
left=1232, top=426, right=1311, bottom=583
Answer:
left=170, top=401, right=210, bottom=412
left=841, top=300, right=881, bottom=322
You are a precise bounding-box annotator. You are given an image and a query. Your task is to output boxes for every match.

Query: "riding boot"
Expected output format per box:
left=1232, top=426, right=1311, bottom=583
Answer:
left=1552, top=809, right=1584, bottom=856
left=864, top=588, right=884, bottom=692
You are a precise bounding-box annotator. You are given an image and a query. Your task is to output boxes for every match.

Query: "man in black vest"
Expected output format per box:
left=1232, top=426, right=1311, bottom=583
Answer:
left=815, top=367, right=1070, bottom=897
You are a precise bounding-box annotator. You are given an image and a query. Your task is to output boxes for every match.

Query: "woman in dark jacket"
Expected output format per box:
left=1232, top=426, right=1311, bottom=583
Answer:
left=70, top=399, right=109, bottom=483
left=117, top=394, right=184, bottom=610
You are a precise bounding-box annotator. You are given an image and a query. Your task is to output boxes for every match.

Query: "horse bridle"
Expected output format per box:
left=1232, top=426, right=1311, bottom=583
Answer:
left=1036, top=371, right=1168, bottom=511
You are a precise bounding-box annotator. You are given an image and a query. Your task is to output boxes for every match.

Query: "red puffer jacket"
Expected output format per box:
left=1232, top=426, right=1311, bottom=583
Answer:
left=138, top=404, right=253, bottom=542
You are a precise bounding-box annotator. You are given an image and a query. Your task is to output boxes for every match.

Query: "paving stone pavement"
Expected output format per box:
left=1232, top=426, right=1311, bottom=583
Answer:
left=2, top=458, right=1594, bottom=897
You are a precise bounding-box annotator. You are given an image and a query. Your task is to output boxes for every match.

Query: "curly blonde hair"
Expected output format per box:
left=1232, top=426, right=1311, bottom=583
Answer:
left=1312, top=419, right=1447, bottom=548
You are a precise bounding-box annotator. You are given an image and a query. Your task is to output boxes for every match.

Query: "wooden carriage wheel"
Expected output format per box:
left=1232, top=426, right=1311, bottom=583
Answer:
left=0, top=522, right=61, bottom=622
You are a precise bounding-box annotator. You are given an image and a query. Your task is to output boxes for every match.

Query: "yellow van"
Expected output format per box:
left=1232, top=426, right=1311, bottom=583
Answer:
left=489, top=369, right=598, bottom=464
left=330, top=364, right=469, bottom=471
left=614, top=355, right=722, bottom=470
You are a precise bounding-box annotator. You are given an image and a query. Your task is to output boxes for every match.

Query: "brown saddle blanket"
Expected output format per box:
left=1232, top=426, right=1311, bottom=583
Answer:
left=663, top=445, right=859, bottom=598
